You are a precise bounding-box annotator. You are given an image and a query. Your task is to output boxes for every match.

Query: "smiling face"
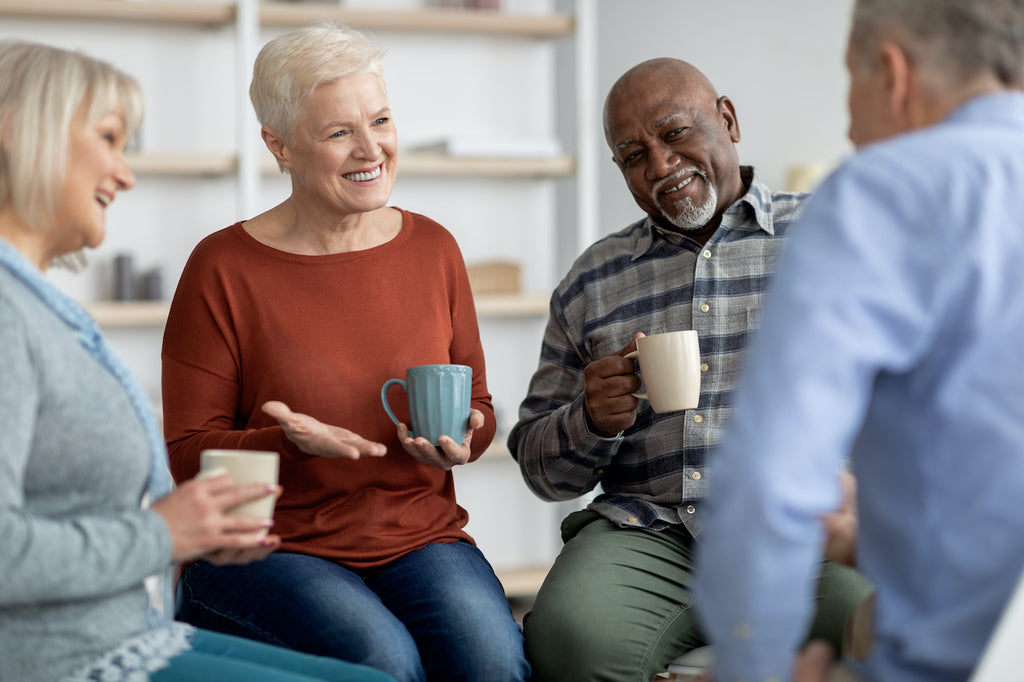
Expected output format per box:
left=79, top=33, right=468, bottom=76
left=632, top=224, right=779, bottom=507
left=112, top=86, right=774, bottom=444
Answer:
left=280, top=72, right=397, bottom=217
left=604, top=59, right=743, bottom=241
left=51, top=103, right=135, bottom=258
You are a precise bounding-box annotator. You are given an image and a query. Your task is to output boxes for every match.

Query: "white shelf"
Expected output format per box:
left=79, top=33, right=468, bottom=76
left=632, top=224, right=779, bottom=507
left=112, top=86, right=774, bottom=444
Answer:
left=0, top=0, right=234, bottom=25
left=86, top=293, right=547, bottom=328
left=125, top=152, right=574, bottom=179
left=261, top=4, right=573, bottom=38
left=0, top=1, right=572, bottom=37
left=85, top=301, right=172, bottom=328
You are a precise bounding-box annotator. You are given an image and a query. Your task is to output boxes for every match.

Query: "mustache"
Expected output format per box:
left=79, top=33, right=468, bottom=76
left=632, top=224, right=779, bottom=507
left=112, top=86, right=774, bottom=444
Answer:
left=653, top=167, right=707, bottom=195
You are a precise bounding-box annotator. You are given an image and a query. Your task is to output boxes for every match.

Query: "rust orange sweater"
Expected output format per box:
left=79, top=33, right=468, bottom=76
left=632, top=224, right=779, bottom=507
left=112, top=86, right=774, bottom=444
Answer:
left=161, top=209, right=496, bottom=568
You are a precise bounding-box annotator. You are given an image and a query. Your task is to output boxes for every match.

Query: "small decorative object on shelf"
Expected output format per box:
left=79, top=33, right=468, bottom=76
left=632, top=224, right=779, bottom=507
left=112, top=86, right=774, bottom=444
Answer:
left=429, top=0, right=501, bottom=9
left=113, top=253, right=135, bottom=301
left=467, top=260, right=520, bottom=295
left=141, top=268, right=163, bottom=301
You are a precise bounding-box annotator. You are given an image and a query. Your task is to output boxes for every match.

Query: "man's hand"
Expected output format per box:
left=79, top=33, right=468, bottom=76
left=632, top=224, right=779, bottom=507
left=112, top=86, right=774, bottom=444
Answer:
left=262, top=401, right=388, bottom=459
left=583, top=333, right=644, bottom=436
left=823, top=471, right=858, bottom=566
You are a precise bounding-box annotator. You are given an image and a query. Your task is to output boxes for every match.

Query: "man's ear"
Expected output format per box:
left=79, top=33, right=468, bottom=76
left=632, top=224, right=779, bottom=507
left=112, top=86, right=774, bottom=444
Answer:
left=717, top=96, right=741, bottom=144
left=261, top=125, right=290, bottom=170
left=879, top=42, right=913, bottom=122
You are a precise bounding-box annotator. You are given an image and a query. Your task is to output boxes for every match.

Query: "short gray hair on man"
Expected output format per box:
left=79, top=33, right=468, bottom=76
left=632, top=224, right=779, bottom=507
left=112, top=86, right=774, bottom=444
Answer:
left=249, top=22, right=386, bottom=145
left=850, top=0, right=1024, bottom=89
left=0, top=40, right=143, bottom=234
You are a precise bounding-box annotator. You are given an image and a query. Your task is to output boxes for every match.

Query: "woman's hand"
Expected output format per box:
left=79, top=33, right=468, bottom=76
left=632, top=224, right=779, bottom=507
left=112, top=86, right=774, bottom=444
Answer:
left=151, top=474, right=282, bottom=565
left=395, top=408, right=485, bottom=470
left=262, top=400, right=388, bottom=459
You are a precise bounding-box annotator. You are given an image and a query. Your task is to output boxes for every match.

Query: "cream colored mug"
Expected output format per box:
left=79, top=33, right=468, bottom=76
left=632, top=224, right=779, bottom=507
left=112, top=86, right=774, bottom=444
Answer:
left=625, top=330, right=701, bottom=413
left=197, top=449, right=279, bottom=523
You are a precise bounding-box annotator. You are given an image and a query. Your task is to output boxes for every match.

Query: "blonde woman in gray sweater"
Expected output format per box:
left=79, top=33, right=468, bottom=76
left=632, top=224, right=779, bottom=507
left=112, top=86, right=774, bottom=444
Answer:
left=0, top=41, right=393, bottom=682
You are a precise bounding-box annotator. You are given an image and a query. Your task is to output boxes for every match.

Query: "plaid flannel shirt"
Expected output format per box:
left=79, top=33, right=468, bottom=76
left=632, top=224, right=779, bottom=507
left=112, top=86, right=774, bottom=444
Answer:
left=508, top=167, right=807, bottom=537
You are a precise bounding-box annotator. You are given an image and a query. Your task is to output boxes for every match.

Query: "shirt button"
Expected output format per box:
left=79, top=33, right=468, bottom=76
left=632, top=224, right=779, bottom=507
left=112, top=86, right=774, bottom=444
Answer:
left=596, top=468, right=605, bottom=475
left=693, top=414, right=703, bottom=423
left=702, top=249, right=712, bottom=259
left=628, top=517, right=638, bottom=524
left=686, top=504, right=696, bottom=514
left=699, top=303, right=710, bottom=313
left=700, top=362, right=709, bottom=372
left=691, top=471, right=702, bottom=480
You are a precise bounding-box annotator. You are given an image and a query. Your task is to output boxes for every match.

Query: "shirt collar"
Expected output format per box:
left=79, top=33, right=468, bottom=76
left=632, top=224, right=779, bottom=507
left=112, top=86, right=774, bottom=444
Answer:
left=632, top=166, right=777, bottom=260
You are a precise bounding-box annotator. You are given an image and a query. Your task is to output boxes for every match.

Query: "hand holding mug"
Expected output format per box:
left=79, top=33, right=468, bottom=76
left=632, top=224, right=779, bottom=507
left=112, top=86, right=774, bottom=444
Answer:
left=381, top=364, right=477, bottom=470
left=625, top=330, right=701, bottom=413
left=583, top=333, right=644, bottom=436
left=397, top=408, right=486, bottom=470
left=150, top=472, right=281, bottom=565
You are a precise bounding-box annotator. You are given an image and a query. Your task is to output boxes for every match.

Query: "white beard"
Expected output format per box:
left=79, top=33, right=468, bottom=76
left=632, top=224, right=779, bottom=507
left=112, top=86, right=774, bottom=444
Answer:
left=655, top=168, right=718, bottom=231
left=662, top=185, right=717, bottom=231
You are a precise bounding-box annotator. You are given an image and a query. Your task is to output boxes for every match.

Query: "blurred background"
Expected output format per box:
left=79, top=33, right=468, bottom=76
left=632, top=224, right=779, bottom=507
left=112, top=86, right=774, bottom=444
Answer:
left=1, top=0, right=855, bottom=592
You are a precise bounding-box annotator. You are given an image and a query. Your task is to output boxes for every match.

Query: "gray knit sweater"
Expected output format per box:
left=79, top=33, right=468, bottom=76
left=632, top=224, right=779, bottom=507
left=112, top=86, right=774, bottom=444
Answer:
left=0, top=267, right=174, bottom=681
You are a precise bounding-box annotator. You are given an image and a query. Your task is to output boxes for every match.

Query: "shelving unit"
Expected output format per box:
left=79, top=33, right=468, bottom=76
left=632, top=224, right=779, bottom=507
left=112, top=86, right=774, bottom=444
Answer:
left=85, top=292, right=549, bottom=328
left=5, top=0, right=593, bottom=584
left=124, top=150, right=575, bottom=178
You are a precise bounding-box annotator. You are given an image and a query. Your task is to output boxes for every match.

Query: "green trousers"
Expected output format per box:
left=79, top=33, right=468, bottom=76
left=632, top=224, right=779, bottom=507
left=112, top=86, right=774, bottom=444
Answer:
left=523, top=510, right=873, bottom=682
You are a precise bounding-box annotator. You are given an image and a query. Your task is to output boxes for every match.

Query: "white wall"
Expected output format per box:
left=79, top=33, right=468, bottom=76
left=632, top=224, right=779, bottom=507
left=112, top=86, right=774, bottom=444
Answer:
left=591, top=0, right=856, bottom=237
left=4, top=0, right=860, bottom=572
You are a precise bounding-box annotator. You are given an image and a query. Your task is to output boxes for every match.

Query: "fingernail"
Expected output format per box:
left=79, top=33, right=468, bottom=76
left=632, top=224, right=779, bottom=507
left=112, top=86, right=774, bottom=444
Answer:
left=261, top=519, right=274, bottom=527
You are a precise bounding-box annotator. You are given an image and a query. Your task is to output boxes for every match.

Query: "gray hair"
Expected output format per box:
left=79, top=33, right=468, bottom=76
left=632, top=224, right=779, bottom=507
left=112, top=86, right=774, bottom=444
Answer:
left=850, top=0, right=1024, bottom=89
left=0, top=41, right=143, bottom=236
left=249, top=23, right=386, bottom=144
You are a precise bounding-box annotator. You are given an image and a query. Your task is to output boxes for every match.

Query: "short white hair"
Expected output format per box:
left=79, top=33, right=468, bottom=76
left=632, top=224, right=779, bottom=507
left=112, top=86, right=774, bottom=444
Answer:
left=249, top=23, right=386, bottom=144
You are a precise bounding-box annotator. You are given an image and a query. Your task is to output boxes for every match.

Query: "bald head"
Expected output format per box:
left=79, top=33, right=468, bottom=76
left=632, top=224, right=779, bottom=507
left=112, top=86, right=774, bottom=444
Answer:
left=603, top=58, right=720, bottom=147
left=602, top=58, right=743, bottom=242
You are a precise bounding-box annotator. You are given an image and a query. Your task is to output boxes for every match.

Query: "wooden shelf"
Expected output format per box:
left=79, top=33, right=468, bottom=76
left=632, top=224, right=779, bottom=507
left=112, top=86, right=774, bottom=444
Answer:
left=0, top=1, right=572, bottom=37
left=474, top=292, right=548, bottom=317
left=86, top=301, right=171, bottom=328
left=494, top=563, right=550, bottom=598
left=125, top=152, right=573, bottom=179
left=86, top=293, right=546, bottom=328
left=260, top=4, right=573, bottom=38
left=127, top=152, right=237, bottom=176
left=0, top=0, right=233, bottom=26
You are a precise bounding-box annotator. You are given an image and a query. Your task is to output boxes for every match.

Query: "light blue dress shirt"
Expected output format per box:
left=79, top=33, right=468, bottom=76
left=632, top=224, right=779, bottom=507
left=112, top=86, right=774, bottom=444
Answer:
left=695, top=92, right=1024, bottom=682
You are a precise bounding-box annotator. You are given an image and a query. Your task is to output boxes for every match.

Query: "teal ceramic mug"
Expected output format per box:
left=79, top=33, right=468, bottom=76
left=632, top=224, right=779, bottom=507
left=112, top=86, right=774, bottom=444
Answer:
left=381, top=364, right=472, bottom=445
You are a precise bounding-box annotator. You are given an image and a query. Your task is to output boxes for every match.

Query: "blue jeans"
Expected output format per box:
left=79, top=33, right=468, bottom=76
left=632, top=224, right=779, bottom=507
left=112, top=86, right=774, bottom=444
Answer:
left=176, top=543, right=529, bottom=682
left=152, top=628, right=394, bottom=682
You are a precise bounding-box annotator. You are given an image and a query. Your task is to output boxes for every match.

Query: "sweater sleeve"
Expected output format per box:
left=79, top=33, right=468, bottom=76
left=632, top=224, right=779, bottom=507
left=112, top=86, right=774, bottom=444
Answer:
left=442, top=228, right=496, bottom=461
left=161, top=232, right=298, bottom=483
left=0, top=307, right=171, bottom=606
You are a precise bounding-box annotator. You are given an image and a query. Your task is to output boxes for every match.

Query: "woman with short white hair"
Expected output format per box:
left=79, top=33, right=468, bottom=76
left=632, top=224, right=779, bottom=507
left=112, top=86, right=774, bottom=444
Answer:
left=162, top=24, right=529, bottom=682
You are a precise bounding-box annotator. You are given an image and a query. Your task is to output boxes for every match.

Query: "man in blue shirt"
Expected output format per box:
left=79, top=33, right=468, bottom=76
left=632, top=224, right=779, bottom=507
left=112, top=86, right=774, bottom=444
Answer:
left=508, top=57, right=871, bottom=682
left=695, top=1, right=1024, bottom=681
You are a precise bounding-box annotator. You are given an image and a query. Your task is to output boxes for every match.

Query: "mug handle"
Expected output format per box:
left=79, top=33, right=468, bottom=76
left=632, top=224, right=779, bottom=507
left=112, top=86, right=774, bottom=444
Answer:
left=381, top=378, right=413, bottom=436
left=624, top=350, right=649, bottom=400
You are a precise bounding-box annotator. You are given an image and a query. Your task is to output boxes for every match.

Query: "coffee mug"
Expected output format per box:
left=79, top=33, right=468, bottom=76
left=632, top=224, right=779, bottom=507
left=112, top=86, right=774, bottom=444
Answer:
left=197, top=449, right=279, bottom=521
left=625, top=330, right=701, bottom=413
left=381, top=364, right=472, bottom=445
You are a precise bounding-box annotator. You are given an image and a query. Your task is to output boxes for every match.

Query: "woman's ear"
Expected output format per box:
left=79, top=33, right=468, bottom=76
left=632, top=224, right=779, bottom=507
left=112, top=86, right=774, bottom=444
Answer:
left=260, top=125, right=290, bottom=170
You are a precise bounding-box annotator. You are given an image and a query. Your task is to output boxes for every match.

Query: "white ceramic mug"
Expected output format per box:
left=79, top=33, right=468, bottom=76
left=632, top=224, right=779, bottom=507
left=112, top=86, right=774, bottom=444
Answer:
left=198, top=449, right=279, bottom=521
left=625, top=330, right=701, bottom=413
